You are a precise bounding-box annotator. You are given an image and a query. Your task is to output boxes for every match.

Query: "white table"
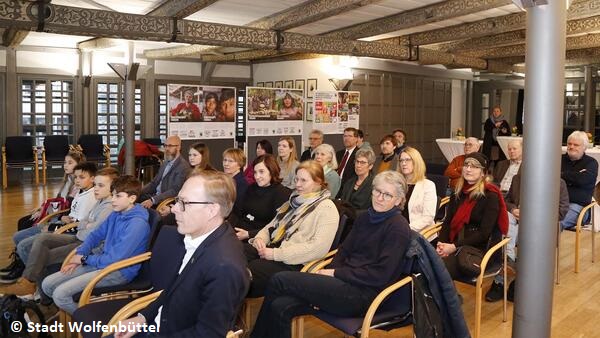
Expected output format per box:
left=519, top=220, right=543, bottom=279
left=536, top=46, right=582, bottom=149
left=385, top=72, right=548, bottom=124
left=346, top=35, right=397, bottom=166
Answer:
left=435, top=138, right=483, bottom=163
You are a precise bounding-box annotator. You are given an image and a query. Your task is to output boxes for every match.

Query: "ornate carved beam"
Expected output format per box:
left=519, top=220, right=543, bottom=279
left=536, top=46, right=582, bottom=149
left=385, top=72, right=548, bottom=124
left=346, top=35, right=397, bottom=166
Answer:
left=0, top=1, right=410, bottom=60
left=144, top=0, right=382, bottom=59
left=2, top=27, right=28, bottom=47
left=146, top=0, right=219, bottom=19
left=325, top=0, right=513, bottom=40
left=404, top=0, right=600, bottom=46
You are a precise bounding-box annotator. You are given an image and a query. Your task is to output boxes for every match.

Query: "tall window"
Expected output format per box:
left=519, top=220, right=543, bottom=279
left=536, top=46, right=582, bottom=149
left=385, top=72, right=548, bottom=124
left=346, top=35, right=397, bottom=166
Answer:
left=96, top=82, right=142, bottom=162
left=21, top=79, right=74, bottom=147
left=157, top=84, right=168, bottom=140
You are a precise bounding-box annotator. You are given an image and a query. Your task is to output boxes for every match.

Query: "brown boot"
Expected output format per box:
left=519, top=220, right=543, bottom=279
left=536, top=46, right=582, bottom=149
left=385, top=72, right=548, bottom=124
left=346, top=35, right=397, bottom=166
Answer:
left=0, top=277, right=36, bottom=296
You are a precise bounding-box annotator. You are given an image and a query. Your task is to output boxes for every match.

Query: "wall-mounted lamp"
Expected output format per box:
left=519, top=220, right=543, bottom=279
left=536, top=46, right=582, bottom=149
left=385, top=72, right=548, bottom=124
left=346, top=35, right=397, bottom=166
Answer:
left=328, top=78, right=353, bottom=91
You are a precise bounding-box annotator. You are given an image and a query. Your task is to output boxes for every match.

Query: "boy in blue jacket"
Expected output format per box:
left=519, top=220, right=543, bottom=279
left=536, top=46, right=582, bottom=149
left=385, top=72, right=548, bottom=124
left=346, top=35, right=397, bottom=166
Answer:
left=41, top=175, right=150, bottom=315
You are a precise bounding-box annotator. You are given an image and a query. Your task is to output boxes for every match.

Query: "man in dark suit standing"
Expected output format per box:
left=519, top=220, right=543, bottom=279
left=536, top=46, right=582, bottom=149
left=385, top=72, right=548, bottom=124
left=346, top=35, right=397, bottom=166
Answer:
left=300, top=129, right=323, bottom=162
left=140, top=135, right=190, bottom=208
left=336, top=127, right=359, bottom=188
left=492, top=139, right=522, bottom=194
left=115, top=171, right=250, bottom=338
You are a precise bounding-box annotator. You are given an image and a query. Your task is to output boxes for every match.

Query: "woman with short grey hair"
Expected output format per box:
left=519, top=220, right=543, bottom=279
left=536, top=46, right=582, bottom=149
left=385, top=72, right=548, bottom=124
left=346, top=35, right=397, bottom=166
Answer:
left=313, top=144, right=341, bottom=198
left=338, top=148, right=376, bottom=210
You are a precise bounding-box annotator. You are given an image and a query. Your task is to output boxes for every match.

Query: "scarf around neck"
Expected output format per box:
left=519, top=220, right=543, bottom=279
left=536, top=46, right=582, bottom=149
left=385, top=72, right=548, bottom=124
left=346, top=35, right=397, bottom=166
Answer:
left=268, top=188, right=331, bottom=247
left=367, top=206, right=401, bottom=224
left=490, top=114, right=506, bottom=141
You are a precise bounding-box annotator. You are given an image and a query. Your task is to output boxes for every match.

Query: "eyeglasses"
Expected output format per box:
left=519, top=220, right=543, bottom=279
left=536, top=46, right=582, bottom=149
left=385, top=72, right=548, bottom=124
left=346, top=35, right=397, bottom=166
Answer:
left=355, top=159, right=369, bottom=165
left=462, top=164, right=483, bottom=170
left=163, top=144, right=179, bottom=148
left=398, top=158, right=412, bottom=163
left=174, top=197, right=214, bottom=211
left=372, top=188, right=395, bottom=201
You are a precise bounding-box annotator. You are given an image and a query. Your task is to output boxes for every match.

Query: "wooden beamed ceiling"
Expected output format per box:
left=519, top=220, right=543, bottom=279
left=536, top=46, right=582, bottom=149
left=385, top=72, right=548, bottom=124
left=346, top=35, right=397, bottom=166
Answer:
left=4, top=0, right=600, bottom=73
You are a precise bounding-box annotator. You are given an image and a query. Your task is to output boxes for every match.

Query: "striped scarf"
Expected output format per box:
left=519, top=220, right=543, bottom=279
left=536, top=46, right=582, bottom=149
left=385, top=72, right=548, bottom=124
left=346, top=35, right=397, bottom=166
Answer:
left=268, top=189, right=331, bottom=247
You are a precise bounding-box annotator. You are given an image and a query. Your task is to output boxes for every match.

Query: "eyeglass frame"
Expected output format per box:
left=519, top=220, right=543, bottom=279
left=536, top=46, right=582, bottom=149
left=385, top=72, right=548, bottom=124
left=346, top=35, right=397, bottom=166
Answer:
left=174, top=197, right=214, bottom=211
left=372, top=188, right=395, bottom=201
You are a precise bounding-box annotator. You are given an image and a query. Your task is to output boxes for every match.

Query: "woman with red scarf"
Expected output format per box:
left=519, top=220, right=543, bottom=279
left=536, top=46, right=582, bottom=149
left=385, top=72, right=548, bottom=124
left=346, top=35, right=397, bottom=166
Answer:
left=436, top=152, right=508, bottom=279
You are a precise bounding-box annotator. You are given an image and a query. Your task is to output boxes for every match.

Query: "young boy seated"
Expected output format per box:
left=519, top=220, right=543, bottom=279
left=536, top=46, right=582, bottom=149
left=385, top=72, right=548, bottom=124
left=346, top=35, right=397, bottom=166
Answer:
left=40, top=175, right=150, bottom=315
left=0, top=167, right=119, bottom=296
left=2, top=163, right=98, bottom=283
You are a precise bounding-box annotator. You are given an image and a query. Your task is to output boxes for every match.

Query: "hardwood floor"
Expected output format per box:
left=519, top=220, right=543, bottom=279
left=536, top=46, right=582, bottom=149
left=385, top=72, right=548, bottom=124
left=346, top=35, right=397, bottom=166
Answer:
left=1, top=181, right=599, bottom=338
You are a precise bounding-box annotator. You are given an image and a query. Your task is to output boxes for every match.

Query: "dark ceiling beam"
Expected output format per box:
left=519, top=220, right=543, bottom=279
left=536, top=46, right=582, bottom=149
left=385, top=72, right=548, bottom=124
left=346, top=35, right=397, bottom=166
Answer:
left=146, top=0, right=219, bottom=19
left=2, top=27, right=28, bottom=47
left=0, top=1, right=410, bottom=60
left=145, top=0, right=382, bottom=59
left=401, top=0, right=600, bottom=46
left=324, top=0, right=513, bottom=40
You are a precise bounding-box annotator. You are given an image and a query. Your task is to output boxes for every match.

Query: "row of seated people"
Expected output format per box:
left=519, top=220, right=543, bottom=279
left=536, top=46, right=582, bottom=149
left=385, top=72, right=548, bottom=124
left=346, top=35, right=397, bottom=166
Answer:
left=2, top=129, right=592, bottom=336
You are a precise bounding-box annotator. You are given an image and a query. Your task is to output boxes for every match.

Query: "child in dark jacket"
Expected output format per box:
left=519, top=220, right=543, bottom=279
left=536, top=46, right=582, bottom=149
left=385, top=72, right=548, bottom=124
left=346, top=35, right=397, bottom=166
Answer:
left=41, top=175, right=150, bottom=315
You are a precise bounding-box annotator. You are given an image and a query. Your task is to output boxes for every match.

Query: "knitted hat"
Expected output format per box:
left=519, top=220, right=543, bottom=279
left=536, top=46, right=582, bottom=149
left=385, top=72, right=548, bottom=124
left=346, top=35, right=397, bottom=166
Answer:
left=464, top=152, right=488, bottom=169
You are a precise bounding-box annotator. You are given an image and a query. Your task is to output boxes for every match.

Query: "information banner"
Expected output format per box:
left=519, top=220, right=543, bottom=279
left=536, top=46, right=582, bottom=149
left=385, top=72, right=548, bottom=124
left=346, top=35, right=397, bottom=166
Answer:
left=167, top=84, right=236, bottom=140
left=313, top=91, right=360, bottom=134
left=246, top=87, right=304, bottom=136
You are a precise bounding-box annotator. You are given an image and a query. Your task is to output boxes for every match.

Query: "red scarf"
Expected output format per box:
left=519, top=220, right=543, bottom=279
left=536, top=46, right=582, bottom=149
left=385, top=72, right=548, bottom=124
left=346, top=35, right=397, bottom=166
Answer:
left=449, top=183, right=509, bottom=241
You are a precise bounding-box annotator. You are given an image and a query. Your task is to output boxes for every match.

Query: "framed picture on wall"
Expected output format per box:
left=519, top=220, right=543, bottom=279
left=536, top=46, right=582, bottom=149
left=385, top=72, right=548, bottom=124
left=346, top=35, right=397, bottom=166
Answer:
left=274, top=81, right=283, bottom=88
left=305, top=101, right=314, bottom=121
left=307, top=78, right=317, bottom=98
left=295, top=79, right=305, bottom=93
left=256, top=82, right=264, bottom=87
left=285, top=80, right=294, bottom=89
left=265, top=81, right=273, bottom=88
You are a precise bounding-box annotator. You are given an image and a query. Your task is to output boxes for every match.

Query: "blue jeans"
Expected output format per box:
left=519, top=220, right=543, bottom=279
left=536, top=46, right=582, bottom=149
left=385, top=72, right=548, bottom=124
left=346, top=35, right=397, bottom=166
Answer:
left=41, top=265, right=128, bottom=314
left=495, top=212, right=519, bottom=284
left=560, top=203, right=590, bottom=230
left=13, top=226, right=42, bottom=261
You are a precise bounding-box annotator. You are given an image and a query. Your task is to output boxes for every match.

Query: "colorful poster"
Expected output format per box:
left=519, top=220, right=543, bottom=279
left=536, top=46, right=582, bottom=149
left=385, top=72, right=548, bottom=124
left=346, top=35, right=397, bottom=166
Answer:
left=167, top=84, right=236, bottom=140
left=313, top=91, right=360, bottom=134
left=246, top=87, right=304, bottom=136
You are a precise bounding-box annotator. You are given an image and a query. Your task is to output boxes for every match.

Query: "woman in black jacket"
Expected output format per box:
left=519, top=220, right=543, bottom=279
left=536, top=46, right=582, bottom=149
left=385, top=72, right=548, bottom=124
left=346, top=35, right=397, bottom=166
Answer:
left=250, top=170, right=411, bottom=338
left=230, top=154, right=291, bottom=241
left=436, top=152, right=507, bottom=280
left=482, top=106, right=511, bottom=166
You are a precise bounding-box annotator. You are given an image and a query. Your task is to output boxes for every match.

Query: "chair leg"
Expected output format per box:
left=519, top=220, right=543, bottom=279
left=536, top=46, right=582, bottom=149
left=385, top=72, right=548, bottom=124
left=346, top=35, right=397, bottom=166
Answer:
left=592, top=206, right=595, bottom=263
left=2, top=162, right=6, bottom=189
left=293, top=317, right=304, bottom=338
left=575, top=222, right=581, bottom=273
left=475, top=278, right=483, bottom=338
left=42, top=152, right=46, bottom=185
left=503, top=246, right=508, bottom=322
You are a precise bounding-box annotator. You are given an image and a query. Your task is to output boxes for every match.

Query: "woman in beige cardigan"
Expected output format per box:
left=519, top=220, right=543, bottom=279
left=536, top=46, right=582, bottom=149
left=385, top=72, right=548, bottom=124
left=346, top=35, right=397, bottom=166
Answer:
left=246, top=160, right=339, bottom=297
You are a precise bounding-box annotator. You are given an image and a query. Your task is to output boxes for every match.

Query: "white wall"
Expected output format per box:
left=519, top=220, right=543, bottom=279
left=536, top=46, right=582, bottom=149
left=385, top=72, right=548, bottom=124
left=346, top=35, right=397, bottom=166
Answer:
left=213, top=64, right=251, bottom=78
left=17, top=50, right=79, bottom=75
left=451, top=79, right=467, bottom=137
left=155, top=59, right=202, bottom=77
left=0, top=50, right=6, bottom=67
left=253, top=58, right=337, bottom=91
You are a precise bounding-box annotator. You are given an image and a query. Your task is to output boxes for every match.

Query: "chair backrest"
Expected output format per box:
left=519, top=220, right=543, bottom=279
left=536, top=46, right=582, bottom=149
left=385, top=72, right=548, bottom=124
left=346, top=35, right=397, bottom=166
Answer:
left=330, top=214, right=349, bottom=250
left=426, top=162, right=447, bottom=176
left=43, top=135, right=70, bottom=161
left=4, top=136, right=35, bottom=162
left=147, top=208, right=163, bottom=248
left=332, top=199, right=357, bottom=249
left=149, top=225, right=185, bottom=290
left=427, top=174, right=449, bottom=198
left=143, top=138, right=163, bottom=147
left=77, top=134, right=104, bottom=159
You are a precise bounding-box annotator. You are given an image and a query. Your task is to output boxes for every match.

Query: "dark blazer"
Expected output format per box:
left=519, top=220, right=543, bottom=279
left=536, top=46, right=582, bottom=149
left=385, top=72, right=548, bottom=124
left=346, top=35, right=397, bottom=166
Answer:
left=561, top=153, right=598, bottom=206
left=140, top=223, right=250, bottom=338
left=439, top=190, right=499, bottom=252
left=300, top=148, right=314, bottom=162
left=338, top=172, right=374, bottom=211
left=141, top=156, right=190, bottom=205
left=506, top=174, right=570, bottom=221
left=492, top=159, right=521, bottom=188
left=482, top=118, right=510, bottom=161
left=335, top=147, right=357, bottom=186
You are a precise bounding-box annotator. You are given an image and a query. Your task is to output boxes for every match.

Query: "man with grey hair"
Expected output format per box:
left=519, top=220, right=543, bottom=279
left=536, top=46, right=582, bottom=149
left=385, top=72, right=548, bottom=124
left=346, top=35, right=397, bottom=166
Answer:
left=300, top=129, right=324, bottom=161
left=560, top=131, right=598, bottom=230
left=444, top=137, right=481, bottom=189
left=493, top=139, right=522, bottom=194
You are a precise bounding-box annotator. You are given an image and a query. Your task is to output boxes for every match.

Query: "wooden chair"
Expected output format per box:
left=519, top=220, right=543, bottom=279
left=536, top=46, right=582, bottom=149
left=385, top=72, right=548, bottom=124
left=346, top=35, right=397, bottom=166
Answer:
left=574, top=200, right=596, bottom=273
left=36, top=208, right=71, bottom=225
left=2, top=136, right=39, bottom=189
left=41, top=135, right=70, bottom=185
left=76, top=134, right=110, bottom=167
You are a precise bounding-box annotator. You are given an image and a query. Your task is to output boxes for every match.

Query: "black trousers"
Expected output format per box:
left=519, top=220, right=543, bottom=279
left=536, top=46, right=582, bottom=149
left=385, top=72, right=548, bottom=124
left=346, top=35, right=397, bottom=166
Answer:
left=244, top=243, right=302, bottom=297
left=250, top=271, right=377, bottom=338
left=18, top=214, right=36, bottom=231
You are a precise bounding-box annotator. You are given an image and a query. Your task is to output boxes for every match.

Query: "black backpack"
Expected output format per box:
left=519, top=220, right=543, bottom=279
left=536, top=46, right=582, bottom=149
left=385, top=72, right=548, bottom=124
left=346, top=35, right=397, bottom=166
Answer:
left=412, top=273, right=443, bottom=338
left=0, top=295, right=50, bottom=338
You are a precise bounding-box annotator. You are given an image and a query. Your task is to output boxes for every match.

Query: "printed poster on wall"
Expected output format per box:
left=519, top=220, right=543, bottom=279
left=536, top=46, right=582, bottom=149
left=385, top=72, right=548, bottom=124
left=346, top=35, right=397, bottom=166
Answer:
left=246, top=87, right=304, bottom=136
left=167, top=84, right=236, bottom=140
left=313, top=91, right=360, bottom=134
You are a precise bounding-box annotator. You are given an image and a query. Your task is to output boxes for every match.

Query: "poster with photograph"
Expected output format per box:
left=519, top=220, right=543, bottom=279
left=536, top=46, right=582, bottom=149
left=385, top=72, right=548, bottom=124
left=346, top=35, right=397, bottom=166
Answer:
left=246, top=87, right=304, bottom=136
left=313, top=90, right=360, bottom=134
left=167, top=84, right=236, bottom=140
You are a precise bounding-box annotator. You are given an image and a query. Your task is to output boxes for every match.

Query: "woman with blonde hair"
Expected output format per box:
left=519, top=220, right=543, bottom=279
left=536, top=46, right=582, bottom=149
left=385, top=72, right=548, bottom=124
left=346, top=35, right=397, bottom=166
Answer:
left=397, top=147, right=437, bottom=232
left=277, top=136, right=300, bottom=189
left=436, top=152, right=508, bottom=280
left=313, top=143, right=341, bottom=198
left=246, top=160, right=339, bottom=297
